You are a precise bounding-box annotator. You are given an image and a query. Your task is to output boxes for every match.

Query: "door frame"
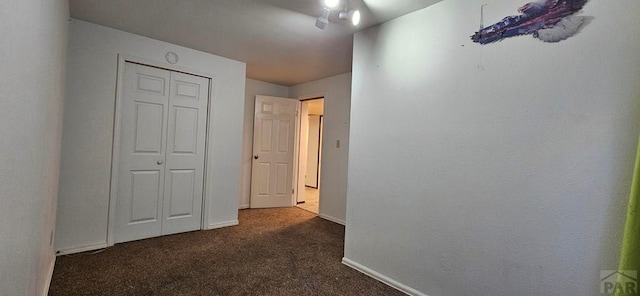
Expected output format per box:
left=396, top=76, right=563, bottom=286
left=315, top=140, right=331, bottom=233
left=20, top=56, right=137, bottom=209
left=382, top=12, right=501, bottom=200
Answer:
left=107, top=54, right=216, bottom=246
left=293, top=95, right=325, bottom=207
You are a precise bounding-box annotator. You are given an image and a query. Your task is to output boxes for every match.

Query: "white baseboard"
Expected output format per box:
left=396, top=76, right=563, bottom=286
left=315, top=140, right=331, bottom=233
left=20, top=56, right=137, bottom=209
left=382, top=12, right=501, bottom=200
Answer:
left=207, top=220, right=239, bottom=230
left=57, top=221, right=239, bottom=255
left=319, top=213, right=345, bottom=225
left=56, top=242, right=108, bottom=256
left=342, top=257, right=428, bottom=296
left=239, top=204, right=250, bottom=209
left=41, top=255, right=56, bottom=296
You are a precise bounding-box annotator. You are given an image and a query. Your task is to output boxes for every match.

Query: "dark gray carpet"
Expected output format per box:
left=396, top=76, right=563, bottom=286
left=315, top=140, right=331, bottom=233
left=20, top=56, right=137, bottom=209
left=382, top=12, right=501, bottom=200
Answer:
left=49, top=207, right=404, bottom=296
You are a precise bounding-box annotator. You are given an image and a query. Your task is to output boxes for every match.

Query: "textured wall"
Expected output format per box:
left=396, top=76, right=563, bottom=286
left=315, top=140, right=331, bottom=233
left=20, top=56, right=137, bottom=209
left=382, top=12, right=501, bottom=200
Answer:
left=345, top=0, right=640, bottom=295
left=0, top=0, right=69, bottom=295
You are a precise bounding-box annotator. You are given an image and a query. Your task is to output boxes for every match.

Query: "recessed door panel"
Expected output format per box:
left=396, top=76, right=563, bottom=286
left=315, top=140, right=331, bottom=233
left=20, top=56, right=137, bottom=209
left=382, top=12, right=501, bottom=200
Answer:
left=167, top=170, right=196, bottom=218
left=275, top=163, right=288, bottom=195
left=260, top=119, right=273, bottom=152
left=171, top=107, right=198, bottom=154
left=257, top=163, right=271, bottom=196
left=276, top=103, right=294, bottom=115
left=137, top=74, right=166, bottom=95
left=261, top=102, right=274, bottom=114
left=175, top=81, right=200, bottom=100
left=277, top=121, right=290, bottom=153
left=130, top=171, right=161, bottom=223
left=134, top=102, right=164, bottom=154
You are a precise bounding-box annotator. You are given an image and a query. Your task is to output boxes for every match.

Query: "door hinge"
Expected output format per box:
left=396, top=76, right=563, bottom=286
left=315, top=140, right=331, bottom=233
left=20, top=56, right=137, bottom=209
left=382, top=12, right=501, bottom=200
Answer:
left=292, top=188, right=295, bottom=194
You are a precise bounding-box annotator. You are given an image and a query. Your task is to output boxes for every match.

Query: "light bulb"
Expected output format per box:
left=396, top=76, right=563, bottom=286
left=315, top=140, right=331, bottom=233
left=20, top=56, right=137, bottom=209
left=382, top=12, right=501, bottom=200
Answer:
left=323, top=0, right=339, bottom=9
left=351, top=10, right=361, bottom=26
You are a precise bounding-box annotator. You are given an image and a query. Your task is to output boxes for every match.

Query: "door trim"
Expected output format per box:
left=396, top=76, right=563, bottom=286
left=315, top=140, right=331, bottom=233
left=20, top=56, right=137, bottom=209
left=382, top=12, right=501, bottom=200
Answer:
left=107, top=54, right=216, bottom=246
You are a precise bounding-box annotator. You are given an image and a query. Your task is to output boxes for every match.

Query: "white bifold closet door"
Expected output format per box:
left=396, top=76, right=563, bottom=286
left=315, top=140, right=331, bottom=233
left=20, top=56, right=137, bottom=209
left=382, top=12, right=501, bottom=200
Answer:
left=115, top=62, right=209, bottom=244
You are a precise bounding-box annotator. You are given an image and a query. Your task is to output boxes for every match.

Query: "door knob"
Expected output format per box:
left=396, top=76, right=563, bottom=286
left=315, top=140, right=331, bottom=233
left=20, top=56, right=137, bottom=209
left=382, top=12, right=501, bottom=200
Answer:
left=254, top=155, right=259, bottom=160
left=157, top=160, right=163, bottom=165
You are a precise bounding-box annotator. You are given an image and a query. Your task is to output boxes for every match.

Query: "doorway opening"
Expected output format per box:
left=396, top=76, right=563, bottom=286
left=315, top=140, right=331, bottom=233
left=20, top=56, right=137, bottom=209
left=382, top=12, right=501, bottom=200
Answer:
left=296, top=98, right=324, bottom=214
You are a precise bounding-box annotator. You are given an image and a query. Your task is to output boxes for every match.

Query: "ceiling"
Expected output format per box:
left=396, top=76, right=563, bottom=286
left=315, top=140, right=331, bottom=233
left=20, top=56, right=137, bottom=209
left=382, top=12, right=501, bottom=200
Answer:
left=69, top=0, right=442, bottom=86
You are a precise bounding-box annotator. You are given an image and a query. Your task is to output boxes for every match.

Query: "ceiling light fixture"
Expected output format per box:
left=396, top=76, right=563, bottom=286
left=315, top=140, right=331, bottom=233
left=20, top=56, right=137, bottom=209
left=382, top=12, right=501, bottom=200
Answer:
left=323, top=0, right=340, bottom=9
left=339, top=10, right=361, bottom=26
left=315, top=8, right=331, bottom=30
left=315, top=0, right=361, bottom=30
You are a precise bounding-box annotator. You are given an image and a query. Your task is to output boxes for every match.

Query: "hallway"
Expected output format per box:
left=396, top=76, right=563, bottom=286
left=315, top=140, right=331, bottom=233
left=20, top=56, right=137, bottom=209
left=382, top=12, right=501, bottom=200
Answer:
left=297, top=187, right=319, bottom=214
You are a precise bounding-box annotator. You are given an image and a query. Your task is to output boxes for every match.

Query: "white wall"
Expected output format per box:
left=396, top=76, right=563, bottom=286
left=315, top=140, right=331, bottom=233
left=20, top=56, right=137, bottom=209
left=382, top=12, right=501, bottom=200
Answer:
left=345, top=1, right=640, bottom=296
left=240, top=79, right=289, bottom=208
left=0, top=0, right=69, bottom=295
left=306, top=115, right=322, bottom=188
left=289, top=73, right=352, bottom=224
left=56, top=19, right=246, bottom=253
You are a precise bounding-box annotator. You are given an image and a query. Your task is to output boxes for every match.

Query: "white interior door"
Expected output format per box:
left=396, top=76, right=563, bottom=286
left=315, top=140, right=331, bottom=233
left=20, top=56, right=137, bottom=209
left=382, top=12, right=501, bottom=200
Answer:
left=115, top=62, right=208, bottom=243
left=250, top=96, right=297, bottom=208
